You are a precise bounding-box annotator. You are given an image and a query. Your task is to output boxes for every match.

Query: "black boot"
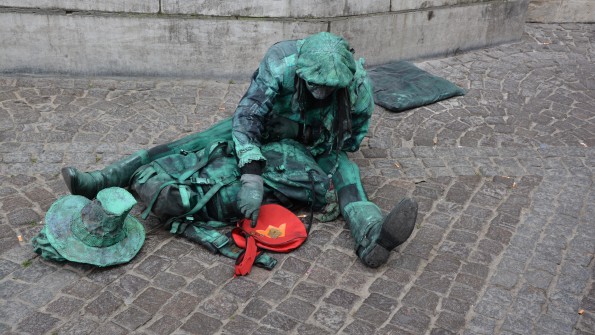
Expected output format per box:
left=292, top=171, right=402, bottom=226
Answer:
left=62, top=150, right=149, bottom=199
left=344, top=198, right=418, bottom=268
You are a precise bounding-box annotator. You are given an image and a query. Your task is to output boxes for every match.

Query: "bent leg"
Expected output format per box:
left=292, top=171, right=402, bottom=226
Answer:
left=316, top=151, right=368, bottom=210
left=261, top=140, right=330, bottom=210
left=317, top=152, right=418, bottom=268
left=62, top=118, right=233, bottom=199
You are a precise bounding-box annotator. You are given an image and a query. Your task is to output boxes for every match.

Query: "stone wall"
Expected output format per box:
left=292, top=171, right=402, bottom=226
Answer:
left=0, top=0, right=529, bottom=78
left=527, top=0, right=594, bottom=23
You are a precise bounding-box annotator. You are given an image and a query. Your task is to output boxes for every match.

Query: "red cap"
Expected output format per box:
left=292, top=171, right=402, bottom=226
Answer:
left=233, top=204, right=309, bottom=276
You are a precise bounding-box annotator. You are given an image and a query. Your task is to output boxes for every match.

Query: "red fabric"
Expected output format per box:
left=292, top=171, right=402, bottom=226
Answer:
left=232, top=204, right=307, bottom=252
left=233, top=204, right=307, bottom=276
left=234, top=235, right=258, bottom=276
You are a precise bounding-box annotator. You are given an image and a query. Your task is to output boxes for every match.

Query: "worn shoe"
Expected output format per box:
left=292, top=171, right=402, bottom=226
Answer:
left=61, top=167, right=103, bottom=199
left=361, top=198, right=418, bottom=268
left=61, top=150, right=149, bottom=199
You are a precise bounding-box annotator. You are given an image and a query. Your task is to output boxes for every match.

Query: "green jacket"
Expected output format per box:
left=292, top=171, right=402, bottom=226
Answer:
left=232, top=39, right=374, bottom=168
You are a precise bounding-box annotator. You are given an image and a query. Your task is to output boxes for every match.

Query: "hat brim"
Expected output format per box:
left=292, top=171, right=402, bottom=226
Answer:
left=44, top=195, right=145, bottom=267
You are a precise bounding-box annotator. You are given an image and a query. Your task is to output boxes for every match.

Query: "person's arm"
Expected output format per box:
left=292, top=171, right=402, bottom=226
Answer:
left=232, top=50, right=283, bottom=169
left=233, top=46, right=286, bottom=225
left=343, top=60, right=374, bottom=152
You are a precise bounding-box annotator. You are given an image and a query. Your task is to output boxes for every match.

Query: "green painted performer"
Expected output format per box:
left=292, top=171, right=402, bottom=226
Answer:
left=60, top=32, right=418, bottom=268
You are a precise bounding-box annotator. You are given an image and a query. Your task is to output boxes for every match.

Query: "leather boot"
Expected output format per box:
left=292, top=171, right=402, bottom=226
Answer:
left=61, top=117, right=234, bottom=200
left=62, top=150, right=149, bottom=199
left=343, top=198, right=418, bottom=268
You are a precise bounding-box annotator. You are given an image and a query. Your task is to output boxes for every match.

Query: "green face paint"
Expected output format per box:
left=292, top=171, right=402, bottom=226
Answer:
left=305, top=81, right=336, bottom=100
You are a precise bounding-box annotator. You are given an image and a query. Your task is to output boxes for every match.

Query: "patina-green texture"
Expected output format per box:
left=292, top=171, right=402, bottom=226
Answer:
left=296, top=32, right=356, bottom=88
left=368, top=60, right=466, bottom=112
left=53, top=31, right=417, bottom=268
left=231, top=32, right=374, bottom=168
left=32, top=187, right=145, bottom=267
left=131, top=139, right=332, bottom=224
left=129, top=138, right=331, bottom=269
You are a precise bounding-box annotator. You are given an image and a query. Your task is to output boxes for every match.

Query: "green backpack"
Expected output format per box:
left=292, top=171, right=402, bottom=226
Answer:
left=130, top=139, right=331, bottom=271
left=131, top=140, right=241, bottom=225
left=129, top=141, right=269, bottom=266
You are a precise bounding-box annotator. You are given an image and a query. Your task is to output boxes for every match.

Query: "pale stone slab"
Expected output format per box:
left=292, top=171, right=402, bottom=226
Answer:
left=556, top=0, right=594, bottom=22
left=0, top=12, right=326, bottom=78
left=527, top=0, right=595, bottom=22
left=0, top=0, right=530, bottom=77
left=161, top=0, right=390, bottom=17
left=161, top=0, right=289, bottom=17
left=391, top=0, right=493, bottom=12
left=332, top=0, right=528, bottom=66
left=0, top=0, right=159, bottom=13
left=289, top=0, right=389, bottom=17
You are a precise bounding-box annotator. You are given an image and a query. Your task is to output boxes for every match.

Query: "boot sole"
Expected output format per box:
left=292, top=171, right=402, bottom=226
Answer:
left=361, top=198, right=418, bottom=268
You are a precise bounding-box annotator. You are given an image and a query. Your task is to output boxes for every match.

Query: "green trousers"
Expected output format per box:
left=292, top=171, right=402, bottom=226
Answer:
left=131, top=139, right=331, bottom=222
left=132, top=117, right=372, bottom=219
left=151, top=118, right=379, bottom=247
left=88, top=117, right=383, bottom=261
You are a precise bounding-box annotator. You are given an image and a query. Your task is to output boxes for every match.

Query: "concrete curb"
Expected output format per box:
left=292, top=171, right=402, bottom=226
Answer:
left=0, top=0, right=529, bottom=78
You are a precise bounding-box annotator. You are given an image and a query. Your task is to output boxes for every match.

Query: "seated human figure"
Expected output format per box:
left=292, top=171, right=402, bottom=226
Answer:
left=61, top=32, right=418, bottom=268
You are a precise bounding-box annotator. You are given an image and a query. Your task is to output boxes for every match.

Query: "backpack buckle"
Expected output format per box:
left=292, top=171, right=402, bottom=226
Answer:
left=190, top=176, right=211, bottom=185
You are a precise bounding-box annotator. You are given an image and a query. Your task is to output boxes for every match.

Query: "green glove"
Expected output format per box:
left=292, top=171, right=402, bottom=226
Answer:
left=238, top=174, right=264, bottom=227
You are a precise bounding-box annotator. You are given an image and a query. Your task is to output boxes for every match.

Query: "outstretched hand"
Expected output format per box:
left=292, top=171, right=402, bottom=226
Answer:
left=238, top=174, right=264, bottom=227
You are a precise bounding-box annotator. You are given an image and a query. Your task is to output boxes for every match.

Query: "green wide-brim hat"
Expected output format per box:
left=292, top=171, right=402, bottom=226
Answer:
left=296, top=32, right=356, bottom=88
left=44, top=188, right=145, bottom=267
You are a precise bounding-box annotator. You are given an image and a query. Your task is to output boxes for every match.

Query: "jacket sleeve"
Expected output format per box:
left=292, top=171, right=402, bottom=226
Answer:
left=343, top=59, right=374, bottom=152
left=232, top=49, right=283, bottom=168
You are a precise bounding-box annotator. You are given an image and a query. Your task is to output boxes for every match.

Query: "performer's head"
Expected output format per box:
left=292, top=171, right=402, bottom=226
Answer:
left=296, top=32, right=356, bottom=100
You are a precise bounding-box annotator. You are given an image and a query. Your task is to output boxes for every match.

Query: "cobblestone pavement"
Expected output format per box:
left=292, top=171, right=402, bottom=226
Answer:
left=0, top=23, right=593, bottom=334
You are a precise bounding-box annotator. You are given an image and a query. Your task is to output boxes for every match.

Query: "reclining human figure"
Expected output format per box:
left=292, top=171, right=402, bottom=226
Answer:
left=61, top=32, right=418, bottom=268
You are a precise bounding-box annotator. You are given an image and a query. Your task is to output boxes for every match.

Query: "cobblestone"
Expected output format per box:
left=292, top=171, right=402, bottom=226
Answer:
left=147, top=315, right=182, bottom=335
left=0, top=23, right=593, bottom=334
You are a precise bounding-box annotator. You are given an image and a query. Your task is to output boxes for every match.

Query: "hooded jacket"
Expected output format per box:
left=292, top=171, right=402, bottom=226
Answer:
left=232, top=33, right=374, bottom=168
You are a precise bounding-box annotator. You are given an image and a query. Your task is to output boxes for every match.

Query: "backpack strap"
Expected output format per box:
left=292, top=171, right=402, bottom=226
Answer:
left=176, top=141, right=230, bottom=183
left=183, top=175, right=236, bottom=218
left=179, top=223, right=277, bottom=270
left=163, top=173, right=235, bottom=233
left=140, top=140, right=234, bottom=220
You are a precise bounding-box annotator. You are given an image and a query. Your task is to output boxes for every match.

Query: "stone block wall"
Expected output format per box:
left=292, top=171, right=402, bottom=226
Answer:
left=0, top=0, right=530, bottom=78
left=527, top=0, right=594, bottom=23
left=0, top=0, right=159, bottom=13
